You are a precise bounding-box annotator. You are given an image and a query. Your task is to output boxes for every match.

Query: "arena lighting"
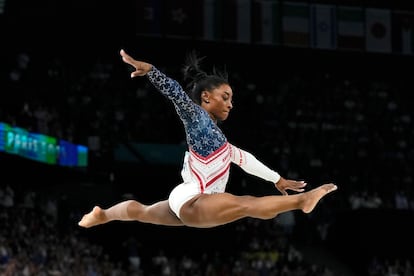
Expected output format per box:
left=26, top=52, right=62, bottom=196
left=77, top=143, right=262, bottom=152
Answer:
left=0, top=122, right=88, bottom=167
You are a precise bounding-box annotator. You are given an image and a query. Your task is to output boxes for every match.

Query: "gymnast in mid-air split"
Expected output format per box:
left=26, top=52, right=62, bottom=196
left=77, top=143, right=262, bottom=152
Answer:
left=78, top=49, right=337, bottom=229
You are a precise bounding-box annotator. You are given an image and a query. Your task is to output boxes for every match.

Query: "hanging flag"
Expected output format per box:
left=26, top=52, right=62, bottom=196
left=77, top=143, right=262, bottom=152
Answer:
left=251, top=0, right=281, bottom=45
left=222, top=0, right=252, bottom=44
left=136, top=0, right=163, bottom=37
left=337, top=6, right=365, bottom=51
left=366, top=8, right=392, bottom=53
left=164, top=0, right=194, bottom=39
left=310, top=4, right=336, bottom=50
left=392, top=10, right=414, bottom=56
left=282, top=1, right=310, bottom=48
left=194, top=0, right=223, bottom=42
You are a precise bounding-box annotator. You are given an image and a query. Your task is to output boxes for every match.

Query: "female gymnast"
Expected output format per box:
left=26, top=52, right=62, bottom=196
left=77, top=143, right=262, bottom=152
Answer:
left=78, top=49, right=337, bottom=229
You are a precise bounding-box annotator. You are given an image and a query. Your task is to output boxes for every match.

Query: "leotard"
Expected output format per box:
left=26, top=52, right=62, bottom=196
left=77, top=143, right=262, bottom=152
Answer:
left=147, top=67, right=281, bottom=218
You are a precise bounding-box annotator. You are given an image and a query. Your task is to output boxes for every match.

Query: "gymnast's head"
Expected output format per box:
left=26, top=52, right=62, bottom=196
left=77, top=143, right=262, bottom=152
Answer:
left=182, top=50, right=233, bottom=122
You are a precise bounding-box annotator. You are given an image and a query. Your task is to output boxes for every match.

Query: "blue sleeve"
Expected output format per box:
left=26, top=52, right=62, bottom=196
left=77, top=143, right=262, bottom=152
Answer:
left=145, top=66, right=227, bottom=157
left=146, top=66, right=198, bottom=122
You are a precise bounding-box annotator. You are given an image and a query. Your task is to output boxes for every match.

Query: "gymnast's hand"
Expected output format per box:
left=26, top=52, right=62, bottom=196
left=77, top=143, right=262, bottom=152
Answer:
left=275, top=177, right=307, bottom=195
left=120, top=49, right=153, bottom=78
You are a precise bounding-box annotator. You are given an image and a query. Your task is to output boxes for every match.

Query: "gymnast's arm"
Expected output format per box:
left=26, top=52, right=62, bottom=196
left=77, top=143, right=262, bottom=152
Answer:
left=230, top=144, right=306, bottom=195
left=120, top=49, right=197, bottom=119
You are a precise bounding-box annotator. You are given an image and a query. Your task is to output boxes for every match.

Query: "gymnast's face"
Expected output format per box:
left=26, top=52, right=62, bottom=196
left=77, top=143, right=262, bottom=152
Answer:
left=201, top=84, right=233, bottom=122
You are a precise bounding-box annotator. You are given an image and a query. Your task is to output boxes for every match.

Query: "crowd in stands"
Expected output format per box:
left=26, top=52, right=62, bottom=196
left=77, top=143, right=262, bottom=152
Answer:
left=1, top=38, right=413, bottom=275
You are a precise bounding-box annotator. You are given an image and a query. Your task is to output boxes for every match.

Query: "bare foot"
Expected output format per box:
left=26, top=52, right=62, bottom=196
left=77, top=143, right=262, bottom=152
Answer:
left=301, top=183, right=337, bottom=213
left=78, top=206, right=108, bottom=228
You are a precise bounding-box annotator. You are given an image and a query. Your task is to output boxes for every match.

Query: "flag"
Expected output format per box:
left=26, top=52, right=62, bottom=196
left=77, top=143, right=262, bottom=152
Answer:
left=136, top=0, right=163, bottom=37
left=392, top=10, right=414, bottom=56
left=164, top=0, right=194, bottom=39
left=251, top=0, right=281, bottom=45
left=366, top=8, right=392, bottom=53
left=282, top=1, right=310, bottom=48
left=310, top=4, right=336, bottom=50
left=194, top=0, right=223, bottom=41
left=337, top=6, right=365, bottom=51
left=222, top=0, right=252, bottom=43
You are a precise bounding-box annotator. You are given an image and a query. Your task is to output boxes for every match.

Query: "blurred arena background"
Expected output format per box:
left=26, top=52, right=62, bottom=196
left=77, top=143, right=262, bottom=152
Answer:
left=1, top=0, right=413, bottom=275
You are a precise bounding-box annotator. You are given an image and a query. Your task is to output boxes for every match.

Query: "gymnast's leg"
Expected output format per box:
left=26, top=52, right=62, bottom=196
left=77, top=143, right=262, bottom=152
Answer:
left=78, top=199, right=184, bottom=228
left=179, top=183, right=337, bottom=228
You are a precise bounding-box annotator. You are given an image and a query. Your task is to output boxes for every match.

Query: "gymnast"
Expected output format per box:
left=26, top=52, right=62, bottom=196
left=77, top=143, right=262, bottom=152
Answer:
left=78, top=49, right=337, bottom=229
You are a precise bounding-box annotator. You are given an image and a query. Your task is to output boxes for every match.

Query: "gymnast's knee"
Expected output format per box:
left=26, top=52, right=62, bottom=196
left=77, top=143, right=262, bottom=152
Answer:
left=126, top=200, right=146, bottom=219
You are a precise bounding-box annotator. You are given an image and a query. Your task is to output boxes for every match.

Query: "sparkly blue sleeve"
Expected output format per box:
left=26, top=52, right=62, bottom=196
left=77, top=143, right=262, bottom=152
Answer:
left=146, top=66, right=227, bottom=157
left=146, top=66, right=197, bottom=122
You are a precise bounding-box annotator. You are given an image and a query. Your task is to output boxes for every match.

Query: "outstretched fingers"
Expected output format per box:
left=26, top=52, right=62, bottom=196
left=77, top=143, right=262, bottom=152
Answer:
left=286, top=180, right=307, bottom=193
left=120, top=49, right=138, bottom=71
left=276, top=179, right=307, bottom=195
left=119, top=49, right=152, bottom=78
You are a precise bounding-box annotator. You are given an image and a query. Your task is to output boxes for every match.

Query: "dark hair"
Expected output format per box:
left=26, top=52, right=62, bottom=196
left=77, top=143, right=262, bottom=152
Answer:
left=182, top=50, right=229, bottom=105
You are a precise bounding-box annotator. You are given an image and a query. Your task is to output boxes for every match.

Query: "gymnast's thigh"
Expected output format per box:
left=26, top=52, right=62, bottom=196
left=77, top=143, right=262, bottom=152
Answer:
left=168, top=182, right=199, bottom=219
